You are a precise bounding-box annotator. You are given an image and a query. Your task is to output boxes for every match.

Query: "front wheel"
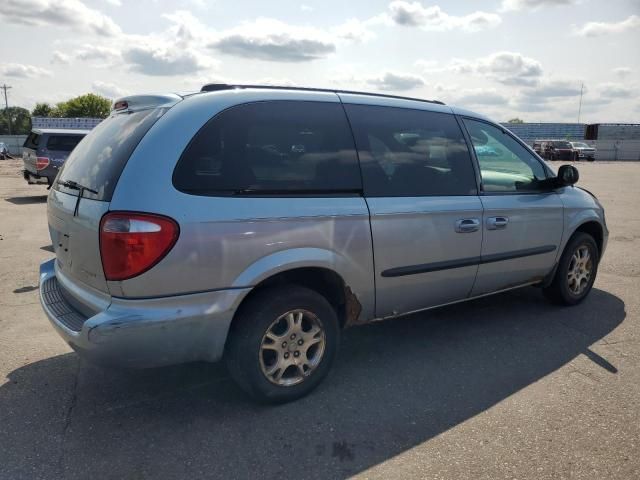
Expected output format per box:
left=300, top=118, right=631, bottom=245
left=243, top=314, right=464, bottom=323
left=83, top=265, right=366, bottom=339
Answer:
left=225, top=285, right=340, bottom=403
left=544, top=232, right=599, bottom=305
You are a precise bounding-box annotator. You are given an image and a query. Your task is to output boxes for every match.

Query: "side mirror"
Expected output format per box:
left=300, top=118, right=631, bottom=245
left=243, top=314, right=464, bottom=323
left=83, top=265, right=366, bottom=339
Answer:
left=557, top=164, right=579, bottom=187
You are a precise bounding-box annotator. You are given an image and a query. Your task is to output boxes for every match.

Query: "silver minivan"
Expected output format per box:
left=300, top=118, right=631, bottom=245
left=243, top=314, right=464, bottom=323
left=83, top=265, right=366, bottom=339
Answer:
left=39, top=85, right=608, bottom=403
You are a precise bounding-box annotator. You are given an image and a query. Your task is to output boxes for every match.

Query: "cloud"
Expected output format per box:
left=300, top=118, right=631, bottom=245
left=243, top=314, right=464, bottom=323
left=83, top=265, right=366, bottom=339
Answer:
left=367, top=71, right=425, bottom=91
left=599, top=82, right=634, bottom=98
left=210, top=18, right=336, bottom=62
left=419, top=51, right=543, bottom=86
left=613, top=67, right=632, bottom=78
left=500, top=0, right=575, bottom=12
left=387, top=1, right=501, bottom=32
left=255, top=77, right=297, bottom=86
left=476, top=52, right=543, bottom=85
left=161, top=10, right=211, bottom=46
left=102, top=0, right=121, bottom=5
left=76, top=45, right=121, bottom=62
left=300, top=4, right=313, bottom=12
left=0, top=63, right=52, bottom=78
left=123, top=43, right=213, bottom=76
left=332, top=19, right=376, bottom=42
left=51, top=51, right=71, bottom=65
left=455, top=89, right=510, bottom=106
left=574, top=15, right=640, bottom=37
left=0, top=0, right=121, bottom=36
left=92, top=81, right=128, bottom=99
left=521, top=80, right=584, bottom=98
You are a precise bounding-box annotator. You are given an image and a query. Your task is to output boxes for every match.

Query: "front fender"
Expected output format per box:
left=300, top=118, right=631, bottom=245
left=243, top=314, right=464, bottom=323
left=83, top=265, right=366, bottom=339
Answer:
left=558, top=186, right=608, bottom=258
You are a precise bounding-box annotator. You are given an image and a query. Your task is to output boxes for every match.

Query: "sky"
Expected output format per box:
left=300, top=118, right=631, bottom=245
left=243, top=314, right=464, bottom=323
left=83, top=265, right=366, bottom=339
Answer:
left=0, top=0, right=638, bottom=123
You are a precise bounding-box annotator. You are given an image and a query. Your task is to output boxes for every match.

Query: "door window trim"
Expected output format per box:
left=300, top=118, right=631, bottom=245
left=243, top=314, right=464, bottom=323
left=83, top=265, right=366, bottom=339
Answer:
left=458, top=116, right=556, bottom=196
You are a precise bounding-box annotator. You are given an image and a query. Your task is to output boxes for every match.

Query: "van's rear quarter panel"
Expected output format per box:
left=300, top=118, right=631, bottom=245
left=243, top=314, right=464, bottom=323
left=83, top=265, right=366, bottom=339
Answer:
left=107, top=198, right=376, bottom=322
left=108, top=90, right=376, bottom=320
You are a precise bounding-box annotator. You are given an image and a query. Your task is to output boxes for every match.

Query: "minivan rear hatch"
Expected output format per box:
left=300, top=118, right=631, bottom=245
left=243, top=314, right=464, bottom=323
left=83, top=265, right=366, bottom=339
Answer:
left=48, top=94, right=181, bottom=295
left=22, top=131, right=41, bottom=174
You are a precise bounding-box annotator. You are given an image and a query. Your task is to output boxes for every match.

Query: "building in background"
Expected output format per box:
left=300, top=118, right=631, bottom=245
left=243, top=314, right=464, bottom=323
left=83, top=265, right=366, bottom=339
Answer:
left=502, top=122, right=640, bottom=161
left=586, top=124, right=640, bottom=161
left=501, top=123, right=586, bottom=146
left=31, top=117, right=102, bottom=130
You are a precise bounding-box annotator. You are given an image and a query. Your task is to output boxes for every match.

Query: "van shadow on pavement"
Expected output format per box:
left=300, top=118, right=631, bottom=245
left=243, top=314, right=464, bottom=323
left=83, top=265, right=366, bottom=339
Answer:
left=5, top=195, right=48, bottom=205
left=0, top=287, right=625, bottom=479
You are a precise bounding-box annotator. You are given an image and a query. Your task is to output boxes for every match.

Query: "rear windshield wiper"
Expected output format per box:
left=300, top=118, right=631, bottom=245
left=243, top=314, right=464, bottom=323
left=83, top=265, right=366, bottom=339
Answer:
left=57, top=180, right=99, bottom=216
left=57, top=179, right=98, bottom=195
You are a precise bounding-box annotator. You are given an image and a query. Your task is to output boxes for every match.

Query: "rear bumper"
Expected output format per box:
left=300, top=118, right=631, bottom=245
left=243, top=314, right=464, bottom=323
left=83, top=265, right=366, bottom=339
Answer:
left=23, top=169, right=50, bottom=185
left=39, top=259, right=250, bottom=368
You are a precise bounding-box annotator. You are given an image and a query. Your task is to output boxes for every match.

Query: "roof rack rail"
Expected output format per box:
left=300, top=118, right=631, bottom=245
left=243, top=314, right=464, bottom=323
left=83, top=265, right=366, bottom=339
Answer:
left=200, top=83, right=445, bottom=106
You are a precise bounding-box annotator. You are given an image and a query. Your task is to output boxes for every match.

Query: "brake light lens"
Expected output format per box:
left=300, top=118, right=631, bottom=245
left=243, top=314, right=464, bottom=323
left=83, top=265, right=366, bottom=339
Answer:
left=36, top=157, right=50, bottom=170
left=99, top=212, right=179, bottom=281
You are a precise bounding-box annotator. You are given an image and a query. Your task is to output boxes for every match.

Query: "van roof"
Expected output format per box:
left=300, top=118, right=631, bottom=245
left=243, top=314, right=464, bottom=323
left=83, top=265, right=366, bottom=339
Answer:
left=200, top=83, right=446, bottom=106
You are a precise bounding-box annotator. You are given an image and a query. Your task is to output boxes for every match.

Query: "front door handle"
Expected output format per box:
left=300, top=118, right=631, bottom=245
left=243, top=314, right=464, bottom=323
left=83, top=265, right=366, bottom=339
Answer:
left=487, top=216, right=509, bottom=230
left=455, top=218, right=480, bottom=233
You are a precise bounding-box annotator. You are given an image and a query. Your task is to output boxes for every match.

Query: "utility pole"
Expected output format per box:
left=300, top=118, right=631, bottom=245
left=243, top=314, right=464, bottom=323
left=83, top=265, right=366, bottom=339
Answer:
left=577, top=82, right=584, bottom=124
left=1, top=84, right=12, bottom=135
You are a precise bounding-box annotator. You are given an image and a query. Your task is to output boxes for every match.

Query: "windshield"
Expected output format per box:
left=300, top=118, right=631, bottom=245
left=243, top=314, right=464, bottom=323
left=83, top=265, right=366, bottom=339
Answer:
left=55, top=108, right=168, bottom=201
left=572, top=142, right=590, bottom=148
left=553, top=141, right=572, bottom=148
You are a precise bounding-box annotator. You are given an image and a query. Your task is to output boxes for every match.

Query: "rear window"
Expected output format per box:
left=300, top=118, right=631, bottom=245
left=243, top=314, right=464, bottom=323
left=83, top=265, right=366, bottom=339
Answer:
left=23, top=132, right=40, bottom=149
left=173, top=101, right=361, bottom=195
left=46, top=135, right=84, bottom=152
left=553, top=141, right=572, bottom=148
left=55, top=108, right=168, bottom=201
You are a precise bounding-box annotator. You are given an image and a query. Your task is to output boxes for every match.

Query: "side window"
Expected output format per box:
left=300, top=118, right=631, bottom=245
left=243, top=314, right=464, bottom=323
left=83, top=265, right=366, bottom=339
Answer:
left=23, top=132, right=40, bottom=149
left=46, top=135, right=84, bottom=152
left=173, top=101, right=361, bottom=195
left=344, top=104, right=477, bottom=197
left=463, top=119, right=548, bottom=193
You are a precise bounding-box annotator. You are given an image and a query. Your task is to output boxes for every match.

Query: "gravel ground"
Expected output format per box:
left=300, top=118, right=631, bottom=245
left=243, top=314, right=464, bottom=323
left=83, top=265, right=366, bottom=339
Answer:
left=0, top=159, right=639, bottom=480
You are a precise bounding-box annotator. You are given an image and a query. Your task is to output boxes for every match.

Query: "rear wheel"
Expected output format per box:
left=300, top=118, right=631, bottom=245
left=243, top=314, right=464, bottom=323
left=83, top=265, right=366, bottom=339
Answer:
left=544, top=232, right=599, bottom=305
left=225, top=285, right=339, bottom=403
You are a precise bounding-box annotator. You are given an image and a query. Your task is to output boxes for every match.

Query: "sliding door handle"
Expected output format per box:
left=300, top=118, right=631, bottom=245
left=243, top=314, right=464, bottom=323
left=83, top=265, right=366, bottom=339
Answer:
left=487, top=216, right=509, bottom=230
left=455, top=218, right=480, bottom=233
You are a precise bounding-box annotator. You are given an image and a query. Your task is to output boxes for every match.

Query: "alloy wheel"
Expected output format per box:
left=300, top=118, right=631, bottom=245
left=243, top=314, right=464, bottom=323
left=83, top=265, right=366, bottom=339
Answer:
left=567, top=245, right=593, bottom=295
left=259, top=309, right=326, bottom=386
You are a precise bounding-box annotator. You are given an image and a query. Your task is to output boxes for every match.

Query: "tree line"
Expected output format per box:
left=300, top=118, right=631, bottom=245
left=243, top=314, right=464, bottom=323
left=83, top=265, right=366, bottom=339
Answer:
left=0, top=93, right=111, bottom=135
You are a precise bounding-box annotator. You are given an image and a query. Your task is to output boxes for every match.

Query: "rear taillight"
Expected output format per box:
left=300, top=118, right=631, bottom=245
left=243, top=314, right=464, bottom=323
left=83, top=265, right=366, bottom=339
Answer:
left=99, top=212, right=179, bottom=281
left=36, top=157, right=50, bottom=170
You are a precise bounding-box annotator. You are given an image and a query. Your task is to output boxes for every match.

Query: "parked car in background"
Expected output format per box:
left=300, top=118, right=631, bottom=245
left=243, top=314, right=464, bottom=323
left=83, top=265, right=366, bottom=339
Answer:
left=570, top=141, right=596, bottom=161
left=0, top=142, right=9, bottom=159
left=543, top=140, right=575, bottom=161
left=39, top=85, right=608, bottom=403
left=532, top=140, right=544, bottom=157
left=22, top=128, right=89, bottom=185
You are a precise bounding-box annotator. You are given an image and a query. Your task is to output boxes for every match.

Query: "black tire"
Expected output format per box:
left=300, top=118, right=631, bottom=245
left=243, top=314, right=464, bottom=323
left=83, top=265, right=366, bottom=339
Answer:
left=544, top=232, right=599, bottom=305
left=225, top=285, right=340, bottom=403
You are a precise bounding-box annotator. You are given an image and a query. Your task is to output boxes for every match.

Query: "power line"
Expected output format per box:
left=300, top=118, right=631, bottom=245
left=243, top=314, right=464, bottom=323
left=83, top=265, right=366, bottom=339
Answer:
left=1, top=84, right=13, bottom=135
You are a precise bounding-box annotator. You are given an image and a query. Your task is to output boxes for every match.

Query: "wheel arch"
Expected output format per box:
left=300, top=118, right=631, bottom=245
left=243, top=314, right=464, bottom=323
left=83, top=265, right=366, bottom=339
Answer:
left=229, top=248, right=368, bottom=332
left=573, top=220, right=604, bottom=256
